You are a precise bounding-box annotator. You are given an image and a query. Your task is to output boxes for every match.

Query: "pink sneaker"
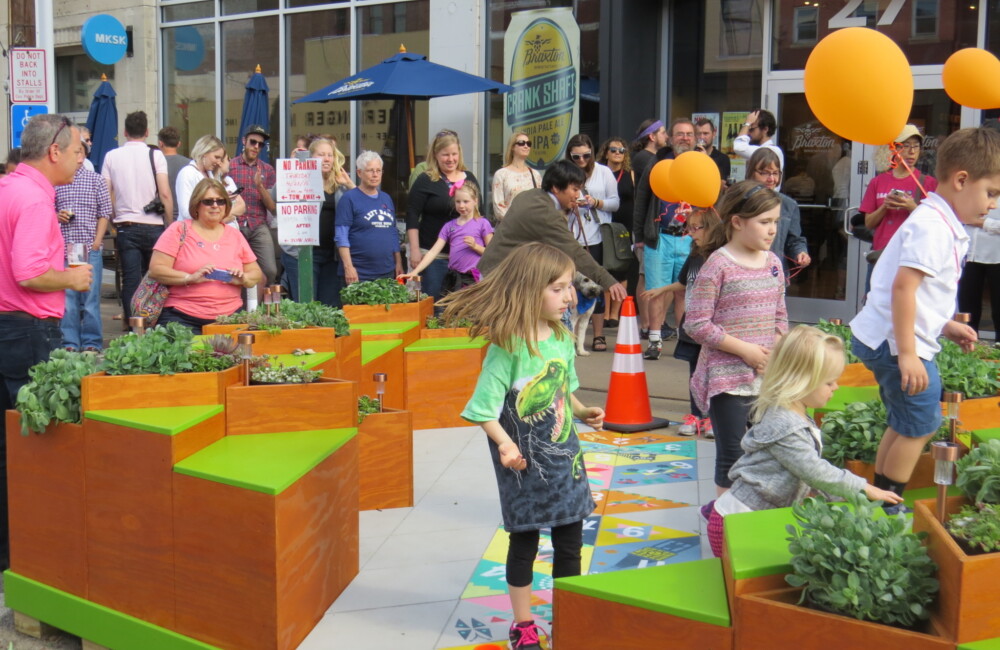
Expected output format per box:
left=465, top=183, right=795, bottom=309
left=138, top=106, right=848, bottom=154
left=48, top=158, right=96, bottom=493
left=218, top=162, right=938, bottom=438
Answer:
left=509, top=620, right=546, bottom=649
left=699, top=418, right=714, bottom=439
left=677, top=414, right=699, bottom=436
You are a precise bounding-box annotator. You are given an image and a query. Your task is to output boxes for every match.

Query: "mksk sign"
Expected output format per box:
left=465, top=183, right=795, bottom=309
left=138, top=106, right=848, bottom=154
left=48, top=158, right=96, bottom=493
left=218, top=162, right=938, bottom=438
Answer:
left=82, top=15, right=128, bottom=65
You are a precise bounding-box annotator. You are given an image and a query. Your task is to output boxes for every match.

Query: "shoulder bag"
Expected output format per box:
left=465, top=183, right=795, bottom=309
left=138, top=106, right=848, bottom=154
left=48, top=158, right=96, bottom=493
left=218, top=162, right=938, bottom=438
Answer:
left=600, top=222, right=636, bottom=275
left=129, top=222, right=189, bottom=326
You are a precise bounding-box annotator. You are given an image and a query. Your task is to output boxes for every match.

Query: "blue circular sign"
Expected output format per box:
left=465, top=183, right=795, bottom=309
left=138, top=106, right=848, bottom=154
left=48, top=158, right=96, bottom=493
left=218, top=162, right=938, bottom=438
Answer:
left=174, top=26, right=206, bottom=72
left=81, top=15, right=128, bottom=66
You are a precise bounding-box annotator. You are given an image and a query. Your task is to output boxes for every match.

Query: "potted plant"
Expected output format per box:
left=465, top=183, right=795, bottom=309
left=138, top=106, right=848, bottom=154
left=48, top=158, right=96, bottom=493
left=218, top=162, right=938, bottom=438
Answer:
left=421, top=315, right=474, bottom=339
left=820, top=399, right=947, bottom=488
left=340, top=278, right=433, bottom=324
left=205, top=300, right=352, bottom=357
left=249, top=358, right=323, bottom=385
left=935, top=339, right=1000, bottom=431
left=355, top=395, right=413, bottom=510
left=81, top=323, right=242, bottom=411
left=14, top=349, right=101, bottom=436
left=737, top=496, right=949, bottom=648
left=912, top=438, right=1000, bottom=642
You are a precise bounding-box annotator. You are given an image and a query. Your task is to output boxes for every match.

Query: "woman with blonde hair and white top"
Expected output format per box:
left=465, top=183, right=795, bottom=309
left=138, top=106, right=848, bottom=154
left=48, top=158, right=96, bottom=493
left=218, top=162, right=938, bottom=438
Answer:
left=492, top=132, right=542, bottom=221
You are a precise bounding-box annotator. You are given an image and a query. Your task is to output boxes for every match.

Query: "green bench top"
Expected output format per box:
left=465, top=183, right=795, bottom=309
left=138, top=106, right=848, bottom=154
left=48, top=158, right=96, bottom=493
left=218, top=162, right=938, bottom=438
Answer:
left=555, top=558, right=730, bottom=628
left=972, top=427, right=1000, bottom=445
left=174, top=428, right=357, bottom=496
left=269, top=351, right=336, bottom=370
left=361, top=339, right=403, bottom=365
left=810, top=385, right=880, bottom=417
left=903, top=485, right=961, bottom=509
left=85, top=404, right=223, bottom=435
left=959, top=639, right=1000, bottom=650
left=351, top=321, right=419, bottom=335
left=405, top=336, right=489, bottom=352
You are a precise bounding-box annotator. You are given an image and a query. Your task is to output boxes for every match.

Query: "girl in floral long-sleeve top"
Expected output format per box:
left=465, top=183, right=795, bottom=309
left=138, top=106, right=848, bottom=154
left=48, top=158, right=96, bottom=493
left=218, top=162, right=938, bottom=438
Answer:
left=685, top=181, right=788, bottom=491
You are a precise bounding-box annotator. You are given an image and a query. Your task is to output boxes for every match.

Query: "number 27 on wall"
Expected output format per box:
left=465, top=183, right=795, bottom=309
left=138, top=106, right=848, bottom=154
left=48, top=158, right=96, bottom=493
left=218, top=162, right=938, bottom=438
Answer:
left=829, top=0, right=906, bottom=29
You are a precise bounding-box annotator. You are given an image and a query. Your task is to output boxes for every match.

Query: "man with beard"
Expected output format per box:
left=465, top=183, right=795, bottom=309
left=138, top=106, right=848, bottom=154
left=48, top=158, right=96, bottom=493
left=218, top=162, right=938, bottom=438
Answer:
left=734, top=109, right=784, bottom=170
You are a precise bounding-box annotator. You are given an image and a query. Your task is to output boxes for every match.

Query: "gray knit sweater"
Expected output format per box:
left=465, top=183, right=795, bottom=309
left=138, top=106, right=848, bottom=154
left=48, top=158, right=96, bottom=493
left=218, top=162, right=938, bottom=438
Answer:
left=727, top=406, right=867, bottom=511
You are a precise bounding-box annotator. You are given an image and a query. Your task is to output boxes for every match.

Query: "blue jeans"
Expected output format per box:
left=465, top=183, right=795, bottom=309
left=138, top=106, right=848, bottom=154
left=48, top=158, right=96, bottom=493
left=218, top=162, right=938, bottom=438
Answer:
left=421, top=256, right=449, bottom=301
left=61, top=249, right=104, bottom=350
left=116, top=223, right=164, bottom=320
left=314, top=247, right=342, bottom=307
left=0, top=313, right=63, bottom=568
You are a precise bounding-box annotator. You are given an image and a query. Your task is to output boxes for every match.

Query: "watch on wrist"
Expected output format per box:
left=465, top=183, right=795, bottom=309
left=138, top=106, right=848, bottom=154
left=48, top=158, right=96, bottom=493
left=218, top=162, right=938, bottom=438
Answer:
left=743, top=122, right=752, bottom=127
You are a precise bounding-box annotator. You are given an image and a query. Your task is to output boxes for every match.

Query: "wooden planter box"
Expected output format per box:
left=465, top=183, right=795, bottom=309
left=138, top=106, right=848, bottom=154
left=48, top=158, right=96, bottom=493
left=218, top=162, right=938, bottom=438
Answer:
left=342, top=296, right=433, bottom=325
left=5, top=414, right=87, bottom=598
left=838, top=362, right=877, bottom=387
left=331, top=329, right=362, bottom=383
left=358, top=408, right=413, bottom=510
left=81, top=366, right=241, bottom=411
left=404, top=337, right=489, bottom=429
left=200, top=326, right=338, bottom=355
left=845, top=451, right=938, bottom=490
left=226, top=377, right=357, bottom=436
left=420, top=327, right=472, bottom=339
left=959, top=396, right=1000, bottom=432
left=360, top=341, right=405, bottom=411
left=913, top=496, right=1000, bottom=643
left=736, top=588, right=953, bottom=649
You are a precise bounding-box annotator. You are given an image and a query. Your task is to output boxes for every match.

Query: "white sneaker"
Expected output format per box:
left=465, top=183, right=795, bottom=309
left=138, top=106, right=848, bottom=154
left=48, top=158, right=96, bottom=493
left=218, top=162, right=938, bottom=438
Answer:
left=700, top=418, right=714, bottom=439
left=677, top=414, right=699, bottom=436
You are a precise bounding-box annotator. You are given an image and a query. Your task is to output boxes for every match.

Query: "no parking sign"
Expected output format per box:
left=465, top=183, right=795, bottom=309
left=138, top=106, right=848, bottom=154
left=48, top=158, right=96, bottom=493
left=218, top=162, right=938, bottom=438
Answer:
left=11, top=105, right=48, bottom=148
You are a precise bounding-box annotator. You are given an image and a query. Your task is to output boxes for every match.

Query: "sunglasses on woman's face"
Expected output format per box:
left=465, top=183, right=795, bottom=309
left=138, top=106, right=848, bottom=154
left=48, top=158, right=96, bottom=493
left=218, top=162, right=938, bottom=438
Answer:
left=607, top=147, right=627, bottom=154
left=514, top=140, right=531, bottom=147
left=571, top=152, right=592, bottom=161
left=200, top=198, right=227, bottom=207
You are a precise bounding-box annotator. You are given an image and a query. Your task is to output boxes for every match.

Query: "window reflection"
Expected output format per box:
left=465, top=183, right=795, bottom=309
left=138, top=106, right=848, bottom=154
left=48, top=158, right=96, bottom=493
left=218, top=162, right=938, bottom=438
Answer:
left=163, top=24, right=216, bottom=157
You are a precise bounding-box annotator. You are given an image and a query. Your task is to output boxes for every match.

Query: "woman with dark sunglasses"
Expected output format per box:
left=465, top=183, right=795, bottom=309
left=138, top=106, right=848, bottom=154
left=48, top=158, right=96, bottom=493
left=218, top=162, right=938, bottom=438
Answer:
left=565, top=133, right=620, bottom=352
left=597, top=137, right=638, bottom=325
left=491, top=132, right=542, bottom=221
left=149, top=178, right=262, bottom=333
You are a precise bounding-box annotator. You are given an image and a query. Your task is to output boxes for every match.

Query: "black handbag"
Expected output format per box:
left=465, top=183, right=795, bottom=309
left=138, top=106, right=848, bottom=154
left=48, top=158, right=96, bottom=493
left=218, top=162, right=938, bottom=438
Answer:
left=599, top=222, right=635, bottom=274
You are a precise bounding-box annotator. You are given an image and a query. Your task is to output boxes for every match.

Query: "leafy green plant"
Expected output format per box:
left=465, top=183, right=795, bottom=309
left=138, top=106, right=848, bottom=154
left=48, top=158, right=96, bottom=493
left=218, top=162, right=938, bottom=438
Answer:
left=103, top=322, right=197, bottom=376
left=947, top=503, right=1000, bottom=554
left=785, top=496, right=939, bottom=628
left=358, top=395, right=381, bottom=423
left=340, top=278, right=413, bottom=307
left=955, top=438, right=1000, bottom=505
left=425, top=315, right=474, bottom=329
left=15, top=350, right=101, bottom=435
left=189, top=335, right=240, bottom=373
left=970, top=342, right=1000, bottom=362
left=249, top=359, right=322, bottom=384
left=214, top=310, right=296, bottom=335
left=936, top=339, right=1000, bottom=398
left=821, top=400, right=887, bottom=466
left=815, top=319, right=860, bottom=364
left=279, top=300, right=350, bottom=336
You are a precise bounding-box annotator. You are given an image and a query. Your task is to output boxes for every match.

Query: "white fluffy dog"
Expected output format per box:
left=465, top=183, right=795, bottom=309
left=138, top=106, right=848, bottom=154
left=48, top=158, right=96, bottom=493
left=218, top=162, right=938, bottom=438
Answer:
left=570, top=272, right=604, bottom=356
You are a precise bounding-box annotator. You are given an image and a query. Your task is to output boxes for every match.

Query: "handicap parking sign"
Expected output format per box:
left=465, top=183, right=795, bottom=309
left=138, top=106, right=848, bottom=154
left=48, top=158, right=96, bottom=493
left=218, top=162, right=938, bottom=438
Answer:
left=11, top=105, right=49, bottom=148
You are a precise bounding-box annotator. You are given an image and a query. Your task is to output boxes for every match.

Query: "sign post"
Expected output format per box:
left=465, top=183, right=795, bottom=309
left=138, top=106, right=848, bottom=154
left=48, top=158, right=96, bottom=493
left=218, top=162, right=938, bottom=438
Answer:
left=275, top=158, right=325, bottom=303
left=11, top=105, right=49, bottom=147
left=9, top=49, right=48, bottom=104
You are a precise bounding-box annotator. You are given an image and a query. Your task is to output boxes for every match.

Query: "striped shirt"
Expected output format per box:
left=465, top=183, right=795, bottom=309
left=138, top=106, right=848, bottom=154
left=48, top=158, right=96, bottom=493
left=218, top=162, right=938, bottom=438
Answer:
left=55, top=167, right=112, bottom=246
left=685, top=248, right=788, bottom=414
left=228, top=155, right=275, bottom=230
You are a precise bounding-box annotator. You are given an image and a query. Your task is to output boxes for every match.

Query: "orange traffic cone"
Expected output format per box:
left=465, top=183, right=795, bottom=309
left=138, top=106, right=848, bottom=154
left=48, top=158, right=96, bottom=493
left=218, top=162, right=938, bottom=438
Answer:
left=603, top=297, right=671, bottom=433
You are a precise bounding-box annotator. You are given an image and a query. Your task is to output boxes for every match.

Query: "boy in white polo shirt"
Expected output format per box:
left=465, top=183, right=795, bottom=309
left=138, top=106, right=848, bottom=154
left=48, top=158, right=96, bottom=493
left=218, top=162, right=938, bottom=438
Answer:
left=850, top=127, right=996, bottom=513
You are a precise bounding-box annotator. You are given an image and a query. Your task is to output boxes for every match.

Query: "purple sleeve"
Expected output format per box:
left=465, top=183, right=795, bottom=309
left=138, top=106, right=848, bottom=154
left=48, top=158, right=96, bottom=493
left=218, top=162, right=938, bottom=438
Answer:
left=684, top=254, right=727, bottom=348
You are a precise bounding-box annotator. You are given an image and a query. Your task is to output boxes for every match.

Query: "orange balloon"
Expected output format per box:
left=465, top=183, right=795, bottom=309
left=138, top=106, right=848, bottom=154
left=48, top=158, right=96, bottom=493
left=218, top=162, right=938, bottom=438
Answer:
left=669, top=151, right=721, bottom=208
left=804, top=27, right=912, bottom=145
left=649, top=159, right=680, bottom=203
left=943, top=49, right=1000, bottom=109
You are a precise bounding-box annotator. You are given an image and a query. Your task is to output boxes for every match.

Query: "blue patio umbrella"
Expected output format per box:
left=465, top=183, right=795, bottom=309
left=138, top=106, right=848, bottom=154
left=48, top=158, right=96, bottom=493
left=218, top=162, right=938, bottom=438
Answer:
left=85, top=75, right=118, bottom=174
left=236, top=65, right=270, bottom=164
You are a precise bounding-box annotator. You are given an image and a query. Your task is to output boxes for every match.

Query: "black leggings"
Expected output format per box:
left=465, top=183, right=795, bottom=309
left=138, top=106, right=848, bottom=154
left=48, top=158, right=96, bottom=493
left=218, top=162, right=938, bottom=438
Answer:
left=958, top=260, right=1000, bottom=334
left=506, top=520, right=584, bottom=588
left=708, top=392, right=754, bottom=488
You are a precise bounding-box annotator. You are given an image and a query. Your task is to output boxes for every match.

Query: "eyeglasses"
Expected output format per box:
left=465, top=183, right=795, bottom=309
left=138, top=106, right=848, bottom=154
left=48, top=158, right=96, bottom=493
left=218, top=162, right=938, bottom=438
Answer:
left=49, top=116, right=73, bottom=149
left=246, top=138, right=265, bottom=148
left=199, top=198, right=227, bottom=207
left=571, top=152, right=593, bottom=161
left=514, top=140, right=531, bottom=147
left=607, top=147, right=627, bottom=154
left=685, top=224, right=705, bottom=234
left=755, top=170, right=781, bottom=179
left=896, top=143, right=921, bottom=151
left=436, top=129, right=458, bottom=139
left=361, top=168, right=383, bottom=174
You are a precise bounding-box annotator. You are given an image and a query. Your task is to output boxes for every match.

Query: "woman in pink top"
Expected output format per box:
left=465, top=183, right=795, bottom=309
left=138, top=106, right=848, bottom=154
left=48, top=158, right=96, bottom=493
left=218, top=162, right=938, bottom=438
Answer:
left=149, top=178, right=262, bottom=333
left=685, top=181, right=788, bottom=494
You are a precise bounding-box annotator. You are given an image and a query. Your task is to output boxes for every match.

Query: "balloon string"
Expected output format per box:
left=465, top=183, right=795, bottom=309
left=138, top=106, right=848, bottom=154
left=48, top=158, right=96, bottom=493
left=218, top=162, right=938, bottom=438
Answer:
left=888, top=142, right=930, bottom=199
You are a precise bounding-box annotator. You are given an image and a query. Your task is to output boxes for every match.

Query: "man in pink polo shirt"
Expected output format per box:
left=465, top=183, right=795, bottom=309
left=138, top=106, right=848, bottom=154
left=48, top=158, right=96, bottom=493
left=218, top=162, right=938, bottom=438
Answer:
left=0, top=114, right=93, bottom=569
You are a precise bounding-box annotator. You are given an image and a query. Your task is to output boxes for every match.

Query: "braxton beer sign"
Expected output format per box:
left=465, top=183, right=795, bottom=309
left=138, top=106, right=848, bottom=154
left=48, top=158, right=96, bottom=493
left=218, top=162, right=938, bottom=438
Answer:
left=504, top=9, right=580, bottom=169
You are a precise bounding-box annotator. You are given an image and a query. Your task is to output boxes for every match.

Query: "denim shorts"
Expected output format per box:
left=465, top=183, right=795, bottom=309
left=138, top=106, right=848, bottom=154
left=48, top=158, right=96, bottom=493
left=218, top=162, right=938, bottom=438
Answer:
left=644, top=232, right=691, bottom=289
left=850, top=335, right=942, bottom=438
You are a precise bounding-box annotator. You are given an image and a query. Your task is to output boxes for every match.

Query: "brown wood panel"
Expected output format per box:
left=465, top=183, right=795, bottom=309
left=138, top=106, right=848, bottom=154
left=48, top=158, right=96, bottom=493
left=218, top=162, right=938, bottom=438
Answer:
left=331, top=330, right=362, bottom=383
left=360, top=345, right=405, bottom=410
left=84, top=419, right=177, bottom=628
left=913, top=496, right=1000, bottom=643
left=837, top=362, right=876, bottom=387
left=276, top=438, right=359, bottom=650
left=198, top=326, right=337, bottom=355
left=404, top=347, right=486, bottom=429
left=720, top=533, right=789, bottom=621
left=736, top=588, right=953, bottom=649
left=959, top=396, right=1000, bottom=431
left=419, top=327, right=471, bottom=339
left=553, top=589, right=732, bottom=650
left=845, top=451, right=944, bottom=490
left=81, top=366, right=240, bottom=411
left=171, top=412, right=226, bottom=464
left=358, top=409, right=413, bottom=510
left=225, top=378, right=356, bottom=435
left=343, top=297, right=433, bottom=324
left=173, top=475, right=277, bottom=649
left=6, top=414, right=87, bottom=598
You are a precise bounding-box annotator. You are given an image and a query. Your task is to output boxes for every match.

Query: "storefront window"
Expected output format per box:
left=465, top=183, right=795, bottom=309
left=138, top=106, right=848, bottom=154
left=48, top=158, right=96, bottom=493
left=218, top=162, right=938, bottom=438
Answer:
left=162, top=24, right=216, bottom=156
left=162, top=2, right=215, bottom=23
left=358, top=0, right=429, bottom=213
left=222, top=0, right=278, bottom=16
left=222, top=16, right=280, bottom=156
left=287, top=8, right=351, bottom=158
left=56, top=54, right=114, bottom=114
left=771, top=1, right=977, bottom=70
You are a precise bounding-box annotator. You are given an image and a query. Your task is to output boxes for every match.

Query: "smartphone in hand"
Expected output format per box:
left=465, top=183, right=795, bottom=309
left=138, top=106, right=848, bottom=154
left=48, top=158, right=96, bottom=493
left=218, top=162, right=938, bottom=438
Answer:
left=204, top=269, right=234, bottom=283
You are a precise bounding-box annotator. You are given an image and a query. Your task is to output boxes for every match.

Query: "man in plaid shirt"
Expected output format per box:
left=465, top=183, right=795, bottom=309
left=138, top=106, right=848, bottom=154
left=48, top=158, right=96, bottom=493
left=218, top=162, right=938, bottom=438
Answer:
left=56, top=161, right=111, bottom=352
left=228, top=125, right=277, bottom=300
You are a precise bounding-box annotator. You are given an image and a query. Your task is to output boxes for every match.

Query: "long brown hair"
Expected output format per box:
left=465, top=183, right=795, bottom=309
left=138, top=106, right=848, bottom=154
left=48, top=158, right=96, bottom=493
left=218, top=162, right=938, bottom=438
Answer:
left=566, top=134, right=595, bottom=177
left=700, top=180, right=780, bottom=254
left=438, top=242, right=573, bottom=358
